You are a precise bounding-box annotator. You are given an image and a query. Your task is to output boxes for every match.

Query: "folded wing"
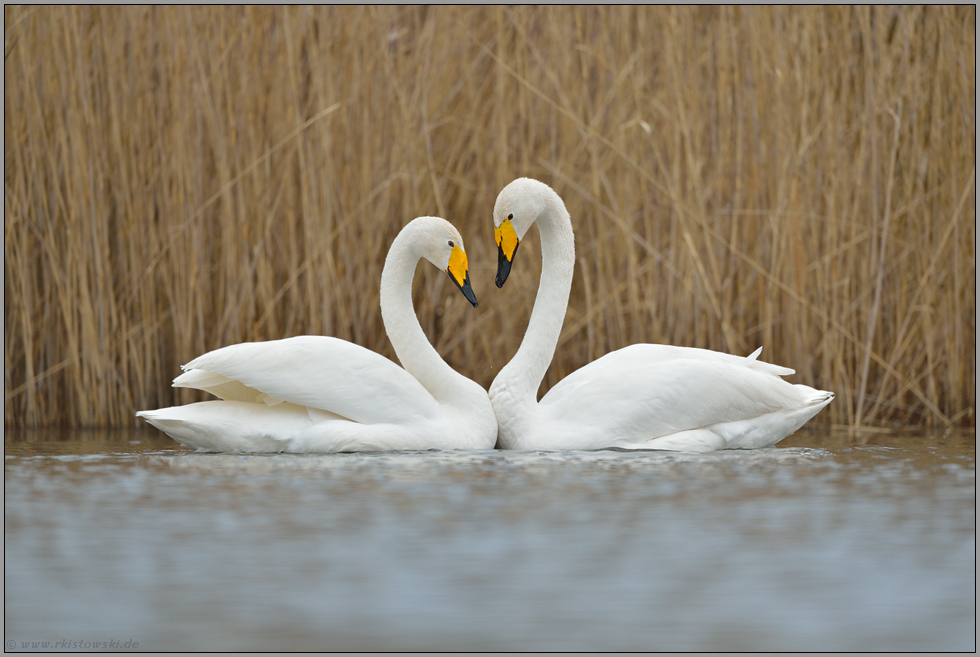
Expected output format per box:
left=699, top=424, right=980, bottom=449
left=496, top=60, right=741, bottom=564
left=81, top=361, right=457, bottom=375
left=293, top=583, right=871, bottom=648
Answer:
left=173, top=336, right=440, bottom=426
left=539, top=344, right=812, bottom=442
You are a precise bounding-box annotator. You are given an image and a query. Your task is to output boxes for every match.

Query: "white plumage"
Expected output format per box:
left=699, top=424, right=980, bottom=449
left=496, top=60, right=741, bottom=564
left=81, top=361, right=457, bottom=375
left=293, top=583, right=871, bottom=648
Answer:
left=489, top=178, right=833, bottom=452
left=137, top=216, right=497, bottom=453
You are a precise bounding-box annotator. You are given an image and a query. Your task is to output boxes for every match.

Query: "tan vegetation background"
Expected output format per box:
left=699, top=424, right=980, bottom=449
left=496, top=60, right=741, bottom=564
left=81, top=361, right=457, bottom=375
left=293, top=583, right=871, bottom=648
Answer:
left=4, top=6, right=975, bottom=429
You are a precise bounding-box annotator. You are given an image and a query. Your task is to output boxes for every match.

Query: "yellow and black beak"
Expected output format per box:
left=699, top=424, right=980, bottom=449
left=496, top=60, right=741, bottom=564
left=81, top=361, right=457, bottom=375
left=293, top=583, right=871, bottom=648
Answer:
left=494, top=219, right=520, bottom=288
left=446, top=245, right=478, bottom=307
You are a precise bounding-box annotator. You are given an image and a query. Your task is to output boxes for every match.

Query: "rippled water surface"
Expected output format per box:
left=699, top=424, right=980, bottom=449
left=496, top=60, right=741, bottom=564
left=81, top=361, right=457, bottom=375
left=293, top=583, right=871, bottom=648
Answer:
left=4, top=427, right=975, bottom=651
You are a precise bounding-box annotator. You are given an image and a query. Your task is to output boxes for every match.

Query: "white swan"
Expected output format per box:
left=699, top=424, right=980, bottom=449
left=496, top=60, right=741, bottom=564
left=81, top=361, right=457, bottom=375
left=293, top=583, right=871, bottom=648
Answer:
left=137, top=216, right=497, bottom=453
left=489, top=178, right=834, bottom=452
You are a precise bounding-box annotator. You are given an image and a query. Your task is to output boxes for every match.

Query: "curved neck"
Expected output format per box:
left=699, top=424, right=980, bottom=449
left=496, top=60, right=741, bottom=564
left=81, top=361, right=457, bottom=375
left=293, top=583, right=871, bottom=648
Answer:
left=379, top=233, right=467, bottom=404
left=497, top=194, right=575, bottom=402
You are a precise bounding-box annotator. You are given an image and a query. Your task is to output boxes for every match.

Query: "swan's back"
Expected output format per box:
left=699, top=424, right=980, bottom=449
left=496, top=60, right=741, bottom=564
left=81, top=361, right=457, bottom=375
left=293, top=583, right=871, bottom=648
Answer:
left=536, top=344, right=833, bottom=450
left=175, top=336, right=441, bottom=426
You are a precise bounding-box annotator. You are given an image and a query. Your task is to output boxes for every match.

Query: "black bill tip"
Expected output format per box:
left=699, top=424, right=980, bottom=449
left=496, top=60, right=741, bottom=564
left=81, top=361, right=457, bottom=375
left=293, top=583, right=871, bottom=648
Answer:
left=449, top=270, right=479, bottom=307
left=495, top=243, right=518, bottom=288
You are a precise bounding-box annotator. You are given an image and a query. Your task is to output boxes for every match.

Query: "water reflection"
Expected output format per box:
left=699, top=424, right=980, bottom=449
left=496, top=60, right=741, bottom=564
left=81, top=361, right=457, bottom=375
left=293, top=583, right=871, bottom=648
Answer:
left=5, top=427, right=975, bottom=651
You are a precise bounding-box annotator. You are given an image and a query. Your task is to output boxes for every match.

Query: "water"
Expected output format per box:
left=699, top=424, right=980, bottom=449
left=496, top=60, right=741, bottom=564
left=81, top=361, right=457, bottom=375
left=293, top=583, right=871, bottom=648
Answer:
left=4, top=427, right=975, bottom=651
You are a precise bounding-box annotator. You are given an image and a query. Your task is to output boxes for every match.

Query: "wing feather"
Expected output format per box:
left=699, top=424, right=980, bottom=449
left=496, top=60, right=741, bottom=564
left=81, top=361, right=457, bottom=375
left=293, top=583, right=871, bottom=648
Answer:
left=174, top=336, right=439, bottom=425
left=540, top=344, right=808, bottom=442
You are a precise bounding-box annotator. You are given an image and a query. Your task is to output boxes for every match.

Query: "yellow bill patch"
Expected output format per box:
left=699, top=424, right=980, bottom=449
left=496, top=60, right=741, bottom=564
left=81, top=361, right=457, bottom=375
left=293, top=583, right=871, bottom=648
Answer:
left=495, top=219, right=520, bottom=261
left=447, top=245, right=468, bottom=287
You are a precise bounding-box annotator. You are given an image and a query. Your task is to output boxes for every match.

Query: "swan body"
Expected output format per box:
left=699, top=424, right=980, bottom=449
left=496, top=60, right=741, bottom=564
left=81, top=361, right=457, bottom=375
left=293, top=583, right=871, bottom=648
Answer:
left=489, top=178, right=834, bottom=452
left=137, top=216, right=497, bottom=453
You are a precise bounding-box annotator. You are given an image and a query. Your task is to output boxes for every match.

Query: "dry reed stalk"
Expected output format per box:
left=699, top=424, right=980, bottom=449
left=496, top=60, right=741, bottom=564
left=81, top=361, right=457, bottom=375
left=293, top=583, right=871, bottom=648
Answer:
left=4, top=6, right=975, bottom=428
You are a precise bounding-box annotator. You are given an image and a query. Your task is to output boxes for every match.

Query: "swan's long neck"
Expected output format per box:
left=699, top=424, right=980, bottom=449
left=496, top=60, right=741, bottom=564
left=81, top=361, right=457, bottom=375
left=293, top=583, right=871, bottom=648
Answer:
left=379, top=231, right=467, bottom=404
left=495, top=195, right=575, bottom=404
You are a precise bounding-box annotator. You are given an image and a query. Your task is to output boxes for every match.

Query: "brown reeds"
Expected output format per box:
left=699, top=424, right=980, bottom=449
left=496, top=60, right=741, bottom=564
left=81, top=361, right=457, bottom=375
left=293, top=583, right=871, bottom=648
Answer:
left=4, top=6, right=975, bottom=428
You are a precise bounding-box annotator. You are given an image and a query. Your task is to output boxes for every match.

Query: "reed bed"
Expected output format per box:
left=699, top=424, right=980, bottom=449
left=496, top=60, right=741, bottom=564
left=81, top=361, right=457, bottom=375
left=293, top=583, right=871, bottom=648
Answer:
left=4, top=6, right=975, bottom=428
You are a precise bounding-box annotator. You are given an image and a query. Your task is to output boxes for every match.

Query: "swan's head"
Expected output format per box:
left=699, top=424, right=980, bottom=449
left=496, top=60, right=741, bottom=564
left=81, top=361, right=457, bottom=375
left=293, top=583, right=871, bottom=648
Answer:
left=410, top=216, right=479, bottom=307
left=492, top=177, right=558, bottom=287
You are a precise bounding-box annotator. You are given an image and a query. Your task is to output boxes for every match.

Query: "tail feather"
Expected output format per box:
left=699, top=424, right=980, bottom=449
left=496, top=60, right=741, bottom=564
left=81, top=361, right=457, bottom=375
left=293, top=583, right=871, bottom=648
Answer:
left=807, top=390, right=835, bottom=407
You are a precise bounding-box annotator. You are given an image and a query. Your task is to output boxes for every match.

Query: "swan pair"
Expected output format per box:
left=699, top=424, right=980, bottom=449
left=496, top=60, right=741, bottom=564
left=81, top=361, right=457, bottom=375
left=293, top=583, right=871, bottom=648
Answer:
left=138, top=179, right=833, bottom=453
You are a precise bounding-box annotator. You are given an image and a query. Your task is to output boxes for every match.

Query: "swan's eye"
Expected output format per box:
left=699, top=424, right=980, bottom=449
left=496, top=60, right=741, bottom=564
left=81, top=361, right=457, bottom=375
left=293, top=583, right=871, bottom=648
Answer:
left=507, top=213, right=514, bottom=220
left=448, top=240, right=454, bottom=248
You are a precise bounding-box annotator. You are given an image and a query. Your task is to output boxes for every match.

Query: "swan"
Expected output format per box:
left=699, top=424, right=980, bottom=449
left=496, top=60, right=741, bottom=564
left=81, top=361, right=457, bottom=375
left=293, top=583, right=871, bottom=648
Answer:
left=137, top=216, right=497, bottom=453
left=489, top=177, right=834, bottom=452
